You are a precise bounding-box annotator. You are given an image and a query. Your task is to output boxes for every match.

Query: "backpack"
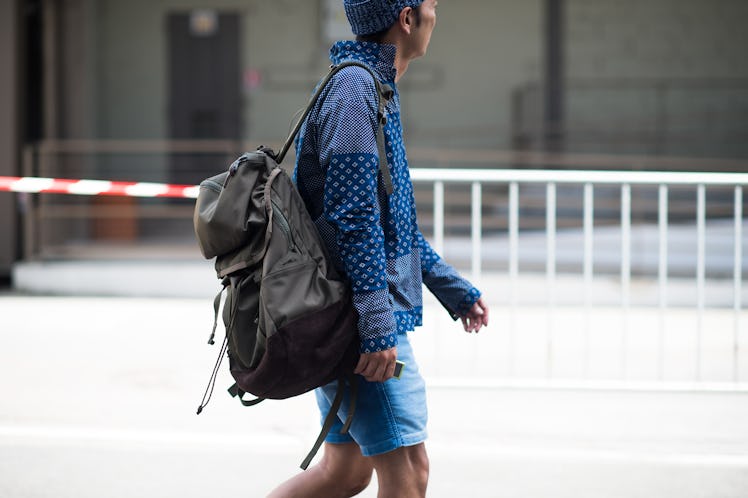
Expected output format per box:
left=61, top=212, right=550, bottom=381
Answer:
left=193, top=61, right=393, bottom=469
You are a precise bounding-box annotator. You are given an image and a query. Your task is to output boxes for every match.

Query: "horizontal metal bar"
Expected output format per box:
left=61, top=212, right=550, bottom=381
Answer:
left=407, top=147, right=748, bottom=171
left=410, top=168, right=748, bottom=186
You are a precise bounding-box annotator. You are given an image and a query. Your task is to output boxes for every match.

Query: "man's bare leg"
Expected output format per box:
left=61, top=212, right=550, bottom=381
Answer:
left=371, top=443, right=429, bottom=498
left=267, top=442, right=373, bottom=498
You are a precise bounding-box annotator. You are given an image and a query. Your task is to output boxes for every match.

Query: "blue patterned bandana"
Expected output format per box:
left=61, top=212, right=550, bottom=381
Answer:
left=343, top=0, right=424, bottom=36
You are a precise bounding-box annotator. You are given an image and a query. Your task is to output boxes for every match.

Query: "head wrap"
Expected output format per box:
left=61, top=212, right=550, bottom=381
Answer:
left=343, top=0, right=425, bottom=36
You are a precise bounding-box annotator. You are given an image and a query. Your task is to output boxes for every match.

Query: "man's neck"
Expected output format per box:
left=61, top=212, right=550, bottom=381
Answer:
left=382, top=38, right=409, bottom=83
left=393, top=51, right=409, bottom=83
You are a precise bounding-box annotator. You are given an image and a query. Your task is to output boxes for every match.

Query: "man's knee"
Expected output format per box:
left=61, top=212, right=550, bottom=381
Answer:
left=320, top=444, right=373, bottom=496
left=336, top=464, right=373, bottom=496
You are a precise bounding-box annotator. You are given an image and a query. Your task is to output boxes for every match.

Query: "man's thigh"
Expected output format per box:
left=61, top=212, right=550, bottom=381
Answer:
left=315, top=333, right=428, bottom=456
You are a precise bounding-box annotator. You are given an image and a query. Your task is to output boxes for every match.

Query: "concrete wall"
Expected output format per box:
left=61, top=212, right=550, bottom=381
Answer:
left=58, top=0, right=748, bottom=164
left=564, top=0, right=748, bottom=158
left=60, top=0, right=96, bottom=141
left=93, top=0, right=321, bottom=142
left=403, top=0, right=542, bottom=151
left=88, top=0, right=542, bottom=151
left=567, top=0, right=748, bottom=79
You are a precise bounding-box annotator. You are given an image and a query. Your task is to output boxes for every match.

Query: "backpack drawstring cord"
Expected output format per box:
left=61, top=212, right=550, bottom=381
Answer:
left=196, top=335, right=228, bottom=415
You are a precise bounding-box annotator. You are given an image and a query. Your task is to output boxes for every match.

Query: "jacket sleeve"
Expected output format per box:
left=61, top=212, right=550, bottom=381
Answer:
left=417, top=230, right=481, bottom=319
left=315, top=68, right=397, bottom=354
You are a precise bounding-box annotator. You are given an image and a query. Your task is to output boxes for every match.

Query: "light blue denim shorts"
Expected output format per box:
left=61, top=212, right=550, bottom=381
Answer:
left=314, top=332, right=428, bottom=456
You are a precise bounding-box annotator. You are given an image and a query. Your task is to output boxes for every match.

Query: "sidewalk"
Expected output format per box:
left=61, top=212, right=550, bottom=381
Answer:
left=1, top=294, right=747, bottom=497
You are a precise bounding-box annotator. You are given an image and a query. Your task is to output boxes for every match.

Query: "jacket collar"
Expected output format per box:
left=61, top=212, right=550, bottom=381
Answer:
left=329, top=40, right=397, bottom=84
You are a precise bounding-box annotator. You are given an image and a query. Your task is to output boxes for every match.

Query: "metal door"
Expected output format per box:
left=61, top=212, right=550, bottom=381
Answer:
left=168, top=10, right=241, bottom=185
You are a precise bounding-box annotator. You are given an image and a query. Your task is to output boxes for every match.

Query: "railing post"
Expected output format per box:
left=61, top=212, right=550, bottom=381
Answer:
left=471, top=182, right=482, bottom=283
left=583, top=183, right=594, bottom=378
left=621, top=184, right=631, bottom=379
left=658, top=184, right=669, bottom=381
left=509, top=182, right=519, bottom=377
left=696, top=184, right=706, bottom=381
left=433, top=181, right=444, bottom=256
left=735, top=186, right=743, bottom=383
left=546, top=182, right=557, bottom=378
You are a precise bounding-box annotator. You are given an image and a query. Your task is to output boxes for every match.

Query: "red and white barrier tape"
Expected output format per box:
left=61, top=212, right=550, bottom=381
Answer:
left=0, top=176, right=199, bottom=199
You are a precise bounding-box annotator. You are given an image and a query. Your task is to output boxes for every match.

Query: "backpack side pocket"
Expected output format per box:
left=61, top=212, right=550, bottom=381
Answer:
left=225, top=270, right=263, bottom=370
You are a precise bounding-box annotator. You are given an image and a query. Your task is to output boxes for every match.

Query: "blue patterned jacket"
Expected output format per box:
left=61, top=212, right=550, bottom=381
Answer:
left=293, top=41, right=481, bottom=354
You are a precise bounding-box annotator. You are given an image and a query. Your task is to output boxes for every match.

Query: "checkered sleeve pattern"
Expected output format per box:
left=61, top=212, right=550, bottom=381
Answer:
left=418, top=231, right=482, bottom=318
left=317, top=67, right=398, bottom=353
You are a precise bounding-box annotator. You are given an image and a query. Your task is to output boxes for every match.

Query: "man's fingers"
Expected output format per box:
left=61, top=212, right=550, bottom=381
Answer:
left=461, top=299, right=491, bottom=333
left=465, top=299, right=490, bottom=333
left=359, top=361, right=378, bottom=379
left=478, top=298, right=490, bottom=326
left=355, top=355, right=377, bottom=378
left=355, top=348, right=398, bottom=382
left=372, top=354, right=399, bottom=382
left=370, top=362, right=389, bottom=383
left=354, top=355, right=368, bottom=375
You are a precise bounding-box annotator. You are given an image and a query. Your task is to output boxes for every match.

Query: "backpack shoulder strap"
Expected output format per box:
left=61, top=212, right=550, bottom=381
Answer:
left=275, top=62, right=394, bottom=195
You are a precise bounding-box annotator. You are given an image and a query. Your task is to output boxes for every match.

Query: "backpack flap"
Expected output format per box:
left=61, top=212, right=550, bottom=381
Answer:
left=193, top=152, right=272, bottom=261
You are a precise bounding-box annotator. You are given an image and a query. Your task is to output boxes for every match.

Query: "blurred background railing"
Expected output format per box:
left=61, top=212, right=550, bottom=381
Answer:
left=22, top=139, right=748, bottom=262
left=410, top=166, right=748, bottom=386
left=18, top=139, right=748, bottom=386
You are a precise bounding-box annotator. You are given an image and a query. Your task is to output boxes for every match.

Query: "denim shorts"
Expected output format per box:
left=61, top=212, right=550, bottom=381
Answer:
left=314, top=332, right=428, bottom=456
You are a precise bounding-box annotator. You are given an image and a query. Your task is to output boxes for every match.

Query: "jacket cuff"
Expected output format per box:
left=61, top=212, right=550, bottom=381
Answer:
left=456, top=287, right=482, bottom=316
left=353, top=288, right=398, bottom=353
left=360, top=330, right=398, bottom=354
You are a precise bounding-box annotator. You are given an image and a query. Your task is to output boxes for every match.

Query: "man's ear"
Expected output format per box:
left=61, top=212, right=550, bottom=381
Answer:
left=398, top=7, right=414, bottom=35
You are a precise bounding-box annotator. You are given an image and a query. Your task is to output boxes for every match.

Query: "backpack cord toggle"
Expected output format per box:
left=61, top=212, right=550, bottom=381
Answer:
left=196, top=335, right=229, bottom=415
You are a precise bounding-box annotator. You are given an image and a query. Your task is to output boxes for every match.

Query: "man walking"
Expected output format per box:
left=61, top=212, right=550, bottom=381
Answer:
left=270, top=1, right=489, bottom=496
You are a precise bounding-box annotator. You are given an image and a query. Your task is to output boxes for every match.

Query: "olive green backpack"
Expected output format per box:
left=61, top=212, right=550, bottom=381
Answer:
left=193, top=61, right=393, bottom=469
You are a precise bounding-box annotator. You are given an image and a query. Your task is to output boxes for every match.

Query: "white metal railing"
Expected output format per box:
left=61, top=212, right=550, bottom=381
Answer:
left=411, top=168, right=748, bottom=386
left=20, top=138, right=748, bottom=385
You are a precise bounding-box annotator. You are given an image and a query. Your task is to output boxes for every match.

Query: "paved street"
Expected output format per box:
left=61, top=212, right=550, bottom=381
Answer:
left=1, top=294, right=747, bottom=497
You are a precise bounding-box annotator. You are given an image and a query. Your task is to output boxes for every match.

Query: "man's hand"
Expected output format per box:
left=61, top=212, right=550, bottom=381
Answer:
left=355, top=347, right=398, bottom=383
left=461, top=297, right=489, bottom=333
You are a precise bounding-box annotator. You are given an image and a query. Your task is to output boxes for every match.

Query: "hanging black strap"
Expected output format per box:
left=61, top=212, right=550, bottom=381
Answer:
left=227, top=383, right=265, bottom=407
left=274, top=61, right=394, bottom=196
left=206, top=277, right=229, bottom=345
left=299, top=375, right=358, bottom=470
left=340, top=374, right=358, bottom=434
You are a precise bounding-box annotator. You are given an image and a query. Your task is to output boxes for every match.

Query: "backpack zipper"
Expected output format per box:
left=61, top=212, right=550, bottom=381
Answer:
left=201, top=179, right=223, bottom=193
left=271, top=199, right=295, bottom=252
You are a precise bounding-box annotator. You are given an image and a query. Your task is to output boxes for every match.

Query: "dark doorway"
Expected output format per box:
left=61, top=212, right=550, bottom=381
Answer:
left=25, top=0, right=43, bottom=143
left=167, top=11, right=241, bottom=185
